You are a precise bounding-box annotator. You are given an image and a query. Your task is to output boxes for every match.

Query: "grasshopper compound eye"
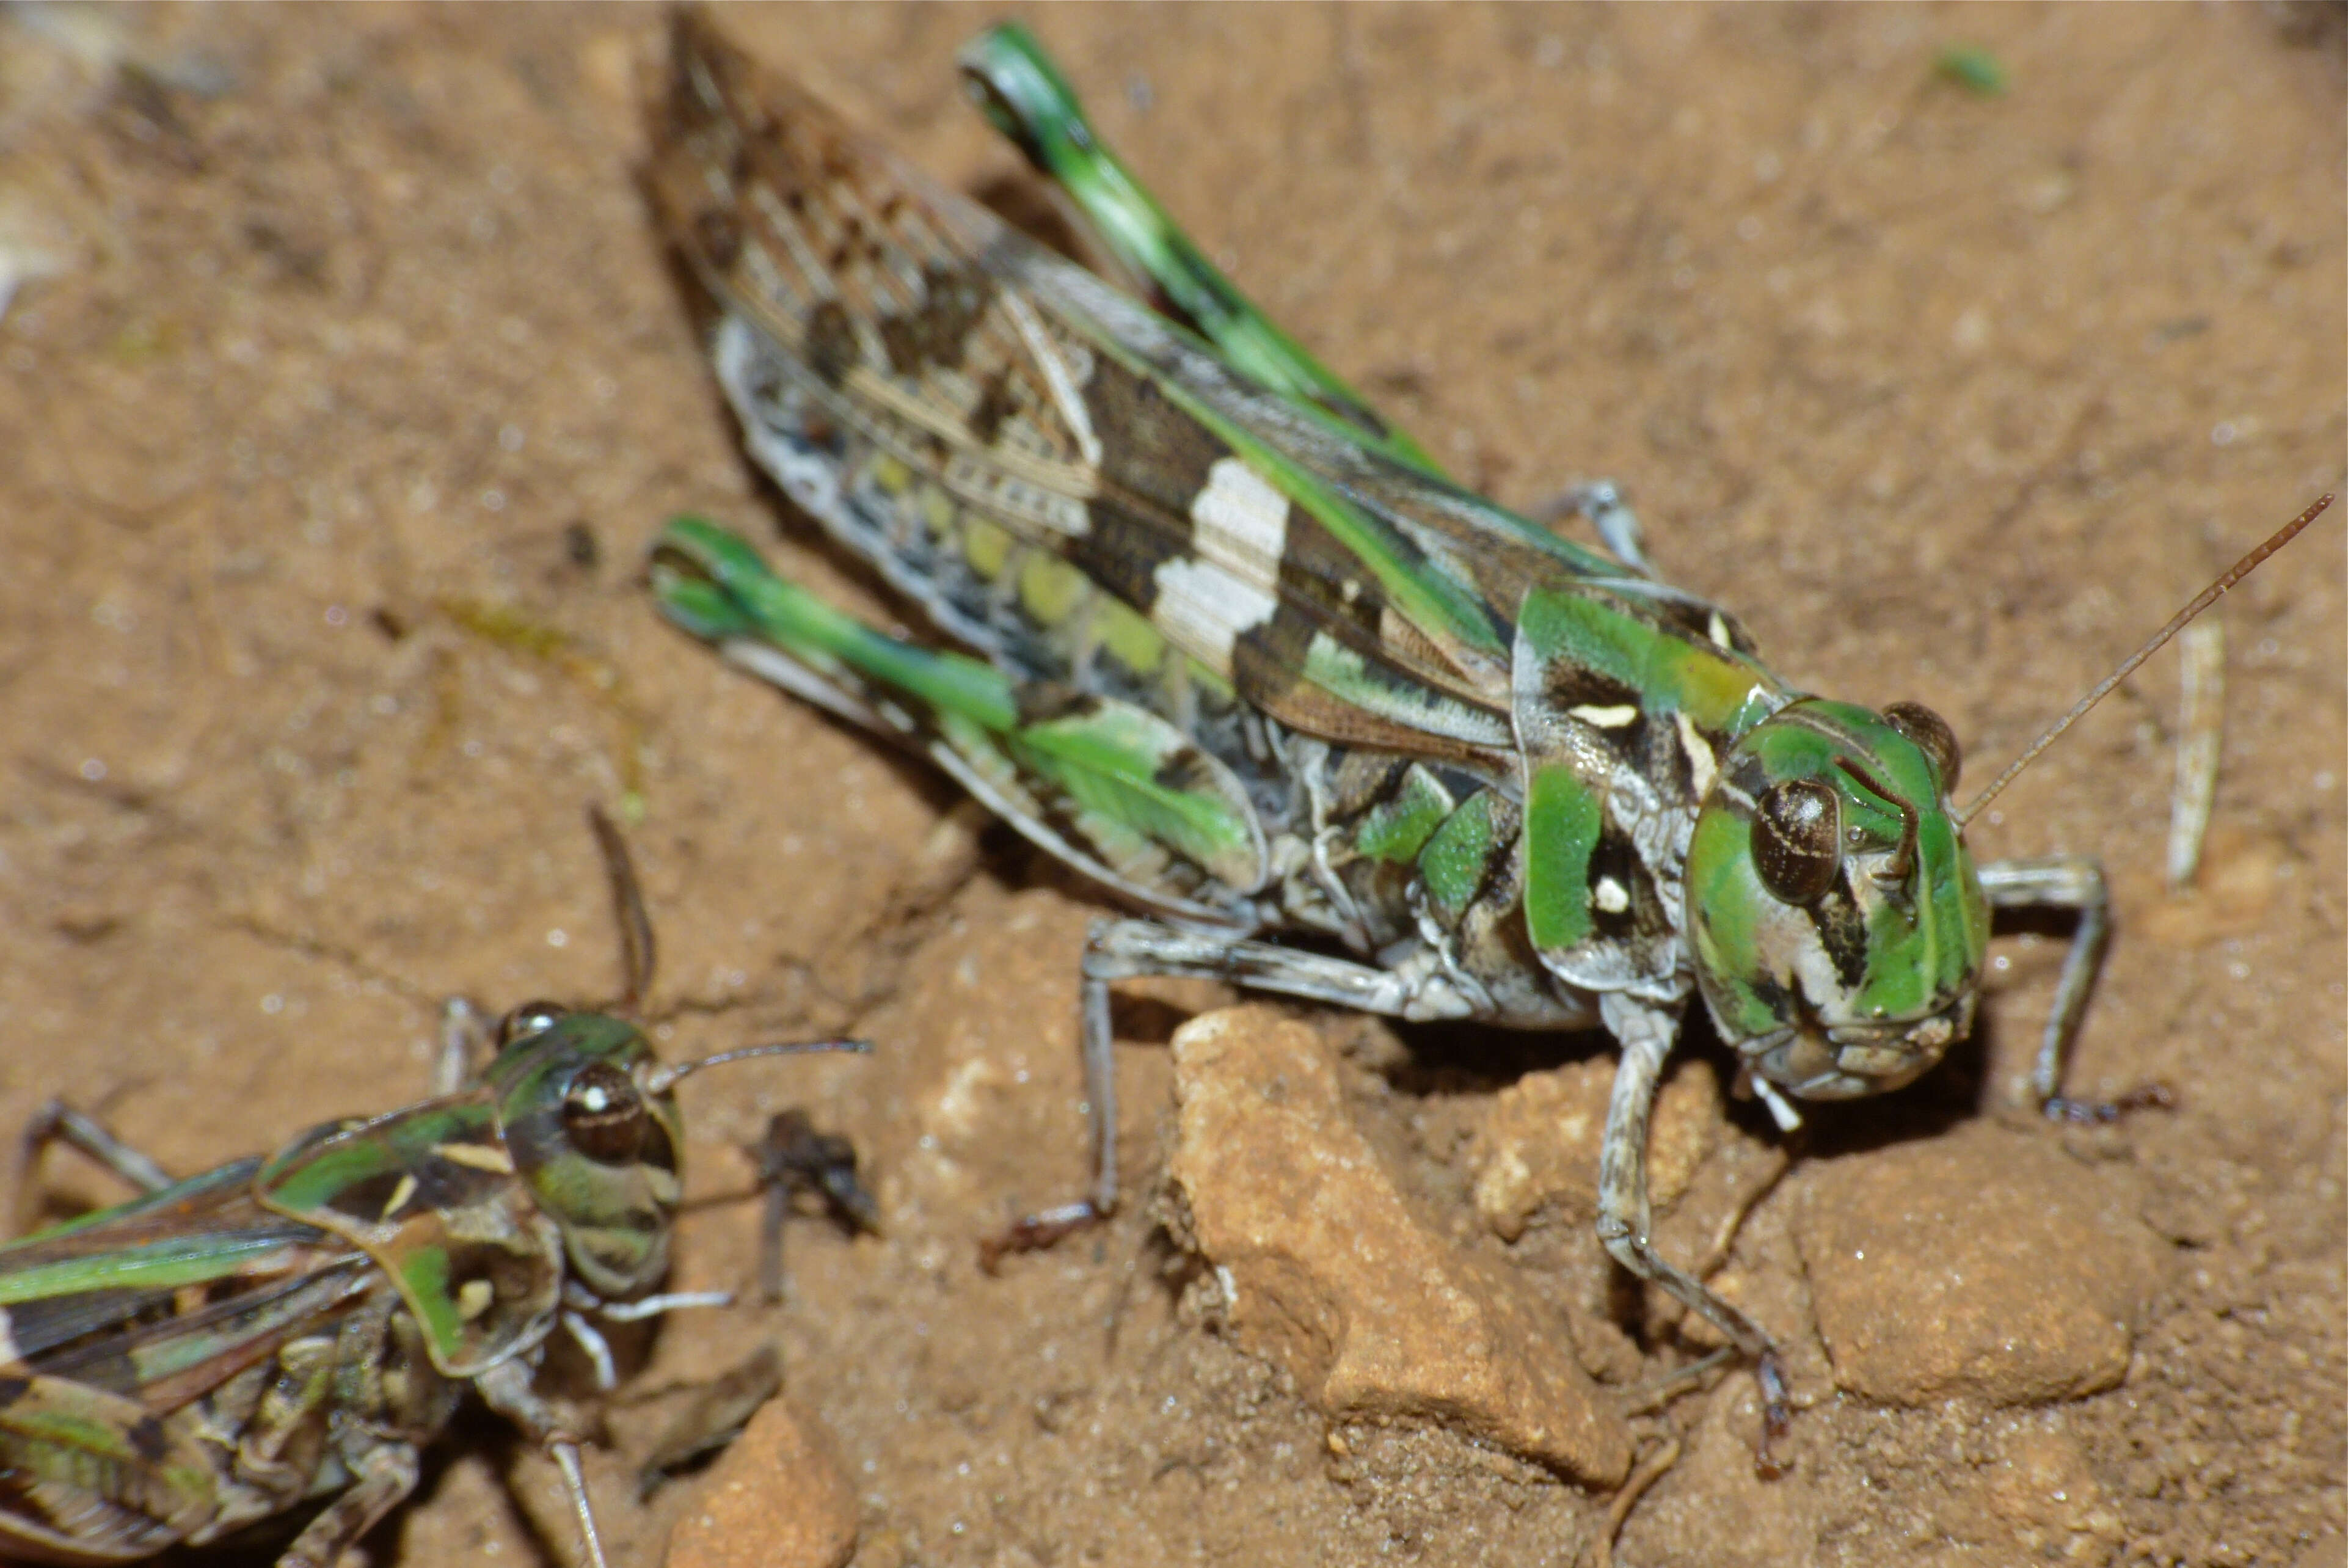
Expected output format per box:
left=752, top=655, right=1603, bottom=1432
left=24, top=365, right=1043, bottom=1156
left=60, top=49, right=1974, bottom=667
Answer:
left=1751, top=778, right=1841, bottom=904
left=1881, top=702, right=1961, bottom=795
left=562, top=1060, right=649, bottom=1164
left=498, top=1000, right=571, bottom=1048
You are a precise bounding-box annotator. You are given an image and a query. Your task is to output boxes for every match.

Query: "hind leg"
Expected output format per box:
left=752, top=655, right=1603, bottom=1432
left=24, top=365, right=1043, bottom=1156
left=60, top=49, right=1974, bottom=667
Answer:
left=10, top=1099, right=173, bottom=1236
left=958, top=23, right=1443, bottom=478
left=1535, top=480, right=1657, bottom=578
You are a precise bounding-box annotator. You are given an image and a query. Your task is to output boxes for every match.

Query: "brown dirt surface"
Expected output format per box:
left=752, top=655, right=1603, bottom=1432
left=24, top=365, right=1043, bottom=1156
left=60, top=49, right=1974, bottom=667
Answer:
left=1, top=5, right=2339, bottom=1566
left=666, top=1391, right=859, bottom=1568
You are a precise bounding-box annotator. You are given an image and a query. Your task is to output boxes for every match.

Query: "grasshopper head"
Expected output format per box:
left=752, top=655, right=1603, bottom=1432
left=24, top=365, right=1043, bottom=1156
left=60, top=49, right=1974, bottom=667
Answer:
left=1685, top=698, right=1989, bottom=1101
left=485, top=1007, right=685, bottom=1300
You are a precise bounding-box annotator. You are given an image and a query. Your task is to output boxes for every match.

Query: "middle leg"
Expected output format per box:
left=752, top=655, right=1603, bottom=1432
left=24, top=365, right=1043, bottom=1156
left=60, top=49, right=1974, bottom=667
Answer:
left=983, top=918, right=1485, bottom=1264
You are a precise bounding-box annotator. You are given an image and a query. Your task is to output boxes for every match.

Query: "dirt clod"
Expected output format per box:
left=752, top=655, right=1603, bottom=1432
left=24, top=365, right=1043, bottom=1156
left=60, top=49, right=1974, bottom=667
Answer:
left=1469, top=1054, right=1719, bottom=1241
left=1165, top=1007, right=1633, bottom=1485
left=1796, top=1122, right=2165, bottom=1405
left=662, top=1396, right=858, bottom=1568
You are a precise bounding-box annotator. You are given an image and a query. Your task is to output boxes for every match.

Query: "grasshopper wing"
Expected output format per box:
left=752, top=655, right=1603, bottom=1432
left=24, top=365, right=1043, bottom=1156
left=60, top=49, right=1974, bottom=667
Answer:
left=3, top=1162, right=308, bottom=1347
left=649, top=7, right=1533, bottom=775
left=0, top=1162, right=374, bottom=1561
left=1, top=1159, right=364, bottom=1393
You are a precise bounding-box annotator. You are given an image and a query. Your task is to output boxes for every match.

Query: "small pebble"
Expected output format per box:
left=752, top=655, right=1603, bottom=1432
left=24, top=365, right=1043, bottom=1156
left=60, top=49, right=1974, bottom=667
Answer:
left=662, top=1398, right=858, bottom=1568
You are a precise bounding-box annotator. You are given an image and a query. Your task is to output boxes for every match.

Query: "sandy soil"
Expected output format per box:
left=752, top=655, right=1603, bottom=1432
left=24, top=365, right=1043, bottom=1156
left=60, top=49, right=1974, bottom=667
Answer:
left=1, top=5, right=2341, bottom=1566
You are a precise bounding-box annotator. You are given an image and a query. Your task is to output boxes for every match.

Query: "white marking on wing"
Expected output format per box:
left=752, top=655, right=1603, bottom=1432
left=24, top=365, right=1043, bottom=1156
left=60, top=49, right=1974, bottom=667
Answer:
left=433, top=1142, right=518, bottom=1175
left=1189, top=457, right=1289, bottom=594
left=1152, top=557, right=1277, bottom=673
left=1570, top=702, right=1640, bottom=728
left=1675, top=710, right=1719, bottom=799
left=380, top=1172, right=419, bottom=1224
left=1593, top=876, right=1631, bottom=914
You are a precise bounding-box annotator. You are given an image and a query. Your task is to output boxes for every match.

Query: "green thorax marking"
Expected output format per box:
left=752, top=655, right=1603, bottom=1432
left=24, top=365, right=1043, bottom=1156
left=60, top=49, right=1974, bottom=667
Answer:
left=257, top=1096, right=561, bottom=1378
left=1511, top=583, right=1792, bottom=968
left=1417, top=791, right=1502, bottom=925
left=1515, top=585, right=1784, bottom=738
left=1522, top=764, right=1606, bottom=953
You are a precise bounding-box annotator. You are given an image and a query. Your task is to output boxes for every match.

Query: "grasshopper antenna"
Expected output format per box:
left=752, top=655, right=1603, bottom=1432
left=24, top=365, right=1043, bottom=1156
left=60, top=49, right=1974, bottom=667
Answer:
left=589, top=803, right=658, bottom=1016
left=1956, top=494, right=2333, bottom=830
left=645, top=1038, right=873, bottom=1096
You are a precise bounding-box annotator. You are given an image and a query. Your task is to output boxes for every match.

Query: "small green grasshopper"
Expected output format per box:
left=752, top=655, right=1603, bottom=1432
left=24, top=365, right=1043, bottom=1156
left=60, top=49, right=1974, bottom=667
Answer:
left=642, top=10, right=2325, bottom=1462
left=0, top=810, right=867, bottom=1566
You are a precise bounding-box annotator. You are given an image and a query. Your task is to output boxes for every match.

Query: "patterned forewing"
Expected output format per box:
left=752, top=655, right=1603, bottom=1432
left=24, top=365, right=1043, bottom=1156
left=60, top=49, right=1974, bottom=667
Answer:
left=650, top=10, right=1536, bottom=775
left=0, top=1162, right=379, bottom=1561
left=0, top=1160, right=356, bottom=1395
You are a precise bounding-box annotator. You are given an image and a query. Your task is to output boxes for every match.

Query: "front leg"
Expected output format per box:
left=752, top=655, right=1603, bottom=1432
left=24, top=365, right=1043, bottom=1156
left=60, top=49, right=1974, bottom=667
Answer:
left=475, top=1357, right=609, bottom=1568
left=1594, top=994, right=1790, bottom=1472
left=751, top=1109, right=881, bottom=1303
left=1977, top=855, right=2170, bottom=1121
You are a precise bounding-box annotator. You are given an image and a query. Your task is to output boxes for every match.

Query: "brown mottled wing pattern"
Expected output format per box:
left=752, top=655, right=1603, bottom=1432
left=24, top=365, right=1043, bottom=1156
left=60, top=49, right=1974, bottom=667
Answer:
left=648, top=9, right=1534, bottom=774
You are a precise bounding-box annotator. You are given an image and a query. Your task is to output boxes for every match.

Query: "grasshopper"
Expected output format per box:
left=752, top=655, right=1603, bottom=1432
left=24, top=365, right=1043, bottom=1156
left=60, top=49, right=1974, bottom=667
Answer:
left=0, top=809, right=867, bottom=1565
left=642, top=10, right=2325, bottom=1461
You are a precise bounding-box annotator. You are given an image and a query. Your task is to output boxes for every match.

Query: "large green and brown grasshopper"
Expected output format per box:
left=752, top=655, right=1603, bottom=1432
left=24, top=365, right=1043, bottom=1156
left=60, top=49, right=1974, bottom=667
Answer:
left=0, top=811, right=867, bottom=1565
left=641, top=9, right=2326, bottom=1462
